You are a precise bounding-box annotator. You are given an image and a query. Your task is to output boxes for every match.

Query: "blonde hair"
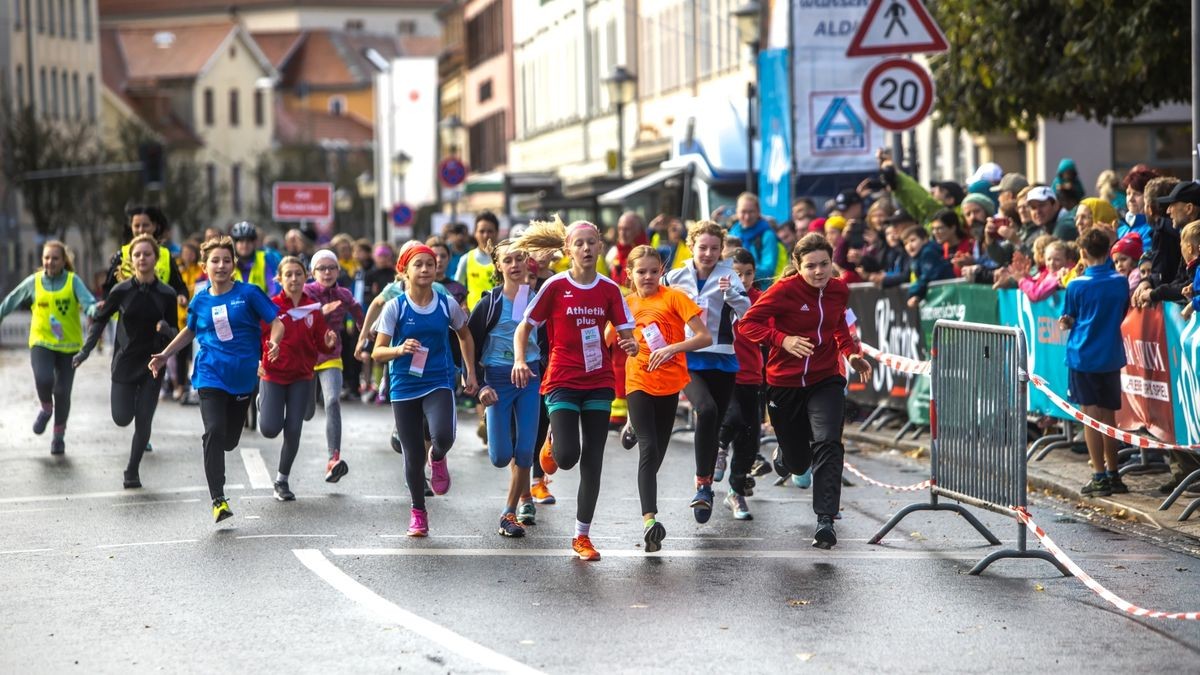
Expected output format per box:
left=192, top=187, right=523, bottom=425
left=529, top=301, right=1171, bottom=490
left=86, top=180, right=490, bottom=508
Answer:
left=623, top=245, right=663, bottom=289
left=512, top=215, right=568, bottom=260
left=276, top=255, right=306, bottom=280
left=128, top=233, right=160, bottom=259
left=1096, top=170, right=1120, bottom=205
left=489, top=238, right=526, bottom=284
left=1181, top=220, right=1200, bottom=251
left=42, top=240, right=75, bottom=273
left=687, top=219, right=725, bottom=249
left=200, top=235, right=236, bottom=264
left=1031, top=234, right=1056, bottom=266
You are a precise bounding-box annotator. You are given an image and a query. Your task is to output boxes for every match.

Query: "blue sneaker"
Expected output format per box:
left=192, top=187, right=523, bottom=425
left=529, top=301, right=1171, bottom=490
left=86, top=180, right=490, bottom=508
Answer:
left=516, top=501, right=536, bottom=526
left=690, top=484, right=714, bottom=523
left=791, top=469, right=813, bottom=489
left=713, top=445, right=728, bottom=482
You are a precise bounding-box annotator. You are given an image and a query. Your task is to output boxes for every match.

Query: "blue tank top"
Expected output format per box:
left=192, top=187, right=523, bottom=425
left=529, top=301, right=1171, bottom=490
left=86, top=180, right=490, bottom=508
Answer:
left=387, top=293, right=458, bottom=401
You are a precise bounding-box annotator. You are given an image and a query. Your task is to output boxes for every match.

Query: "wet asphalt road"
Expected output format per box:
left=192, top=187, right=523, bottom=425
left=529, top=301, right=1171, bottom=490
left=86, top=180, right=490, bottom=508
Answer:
left=1, top=348, right=1199, bottom=673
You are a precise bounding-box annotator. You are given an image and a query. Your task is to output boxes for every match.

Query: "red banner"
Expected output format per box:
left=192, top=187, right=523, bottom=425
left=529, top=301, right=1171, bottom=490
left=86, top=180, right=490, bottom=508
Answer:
left=1116, top=306, right=1175, bottom=441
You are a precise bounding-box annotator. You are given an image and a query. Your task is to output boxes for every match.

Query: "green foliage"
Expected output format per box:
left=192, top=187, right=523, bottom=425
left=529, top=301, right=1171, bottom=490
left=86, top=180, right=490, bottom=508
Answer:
left=928, top=0, right=1190, bottom=133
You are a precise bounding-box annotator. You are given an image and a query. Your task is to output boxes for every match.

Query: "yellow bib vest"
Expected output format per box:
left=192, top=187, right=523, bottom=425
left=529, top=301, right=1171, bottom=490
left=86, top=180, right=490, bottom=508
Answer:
left=464, top=251, right=493, bottom=311
left=233, top=250, right=268, bottom=292
left=30, top=271, right=82, bottom=353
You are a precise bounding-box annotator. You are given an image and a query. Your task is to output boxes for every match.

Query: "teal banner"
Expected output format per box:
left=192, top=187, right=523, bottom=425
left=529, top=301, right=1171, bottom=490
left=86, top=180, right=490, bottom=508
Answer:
left=1165, top=303, right=1200, bottom=444
left=997, top=289, right=1071, bottom=421
left=918, top=279, right=1001, bottom=348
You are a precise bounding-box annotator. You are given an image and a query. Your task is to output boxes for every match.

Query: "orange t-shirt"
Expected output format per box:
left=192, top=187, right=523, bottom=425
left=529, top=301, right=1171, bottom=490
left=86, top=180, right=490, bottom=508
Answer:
left=624, top=286, right=702, bottom=396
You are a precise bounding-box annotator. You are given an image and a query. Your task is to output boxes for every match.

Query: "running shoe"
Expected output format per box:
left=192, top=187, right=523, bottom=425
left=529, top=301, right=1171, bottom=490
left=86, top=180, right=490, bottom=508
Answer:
left=498, top=513, right=526, bottom=538
left=144, top=442, right=153, bottom=454
left=477, top=419, right=488, bottom=445
left=791, top=469, right=813, bottom=489
left=123, top=470, right=141, bottom=489
left=713, top=445, right=729, bottom=482
left=33, top=408, right=52, bottom=435
left=539, top=439, right=558, bottom=475
left=517, top=501, right=537, bottom=526
left=530, top=478, right=556, bottom=505
left=750, top=453, right=772, bottom=478
left=572, top=535, right=601, bottom=561
left=813, top=515, right=836, bottom=549
left=643, top=520, right=666, bottom=553
left=620, top=421, right=637, bottom=450
left=390, top=430, right=404, bottom=454
left=691, top=484, right=714, bottom=524
left=212, top=497, right=233, bottom=524
left=325, top=454, right=349, bottom=483
left=50, top=437, right=64, bottom=455
left=771, top=447, right=788, bottom=477
left=407, top=508, right=428, bottom=537
left=724, top=489, right=753, bottom=521
left=1081, top=477, right=1112, bottom=497
left=273, top=480, right=295, bottom=502
left=424, top=476, right=434, bottom=497
left=429, top=457, right=451, bottom=495
left=1108, top=475, right=1130, bottom=495
left=360, top=387, right=377, bottom=404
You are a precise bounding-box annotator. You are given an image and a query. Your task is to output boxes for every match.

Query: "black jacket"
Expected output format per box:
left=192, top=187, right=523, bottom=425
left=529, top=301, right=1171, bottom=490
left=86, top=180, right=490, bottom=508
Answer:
left=1147, top=216, right=1187, bottom=303
left=81, top=278, right=178, bottom=382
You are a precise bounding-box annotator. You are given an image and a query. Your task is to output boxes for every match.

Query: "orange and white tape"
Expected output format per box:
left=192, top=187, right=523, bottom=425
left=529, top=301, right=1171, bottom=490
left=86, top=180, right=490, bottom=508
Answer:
left=1028, top=374, right=1200, bottom=452
left=1013, top=507, right=1200, bottom=620
left=859, top=343, right=931, bottom=376
left=843, top=460, right=932, bottom=492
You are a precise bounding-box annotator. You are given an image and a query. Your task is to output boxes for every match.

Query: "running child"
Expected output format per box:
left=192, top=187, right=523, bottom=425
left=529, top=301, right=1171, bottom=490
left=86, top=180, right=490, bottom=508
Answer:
left=715, top=247, right=763, bottom=520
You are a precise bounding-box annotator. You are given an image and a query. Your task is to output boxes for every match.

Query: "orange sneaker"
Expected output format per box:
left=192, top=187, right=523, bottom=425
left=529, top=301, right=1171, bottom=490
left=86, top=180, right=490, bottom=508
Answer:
left=529, top=478, right=556, bottom=505
left=572, top=535, right=600, bottom=561
left=539, top=436, right=558, bottom=475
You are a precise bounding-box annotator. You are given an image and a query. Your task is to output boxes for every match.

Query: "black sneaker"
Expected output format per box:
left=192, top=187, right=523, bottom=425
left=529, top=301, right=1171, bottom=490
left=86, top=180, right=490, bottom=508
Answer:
left=1108, top=475, right=1130, bottom=494
left=424, top=476, right=434, bottom=497
left=620, top=422, right=637, bottom=450
left=750, top=454, right=772, bottom=478
left=273, top=480, right=295, bottom=502
left=1081, top=477, right=1112, bottom=497
left=32, top=409, right=52, bottom=435
left=123, top=470, right=141, bottom=489
left=144, top=442, right=153, bottom=454
left=50, top=437, right=65, bottom=455
left=771, top=447, right=788, bottom=477
left=813, top=516, right=837, bottom=549
left=391, top=430, right=404, bottom=454
left=643, top=519, right=666, bottom=553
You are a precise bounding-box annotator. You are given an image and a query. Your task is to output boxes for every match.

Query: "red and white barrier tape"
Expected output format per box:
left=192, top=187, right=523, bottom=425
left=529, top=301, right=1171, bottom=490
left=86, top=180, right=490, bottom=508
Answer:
left=842, top=460, right=932, bottom=492
left=1028, top=374, right=1200, bottom=452
left=859, top=342, right=931, bottom=376
left=1013, top=507, right=1200, bottom=620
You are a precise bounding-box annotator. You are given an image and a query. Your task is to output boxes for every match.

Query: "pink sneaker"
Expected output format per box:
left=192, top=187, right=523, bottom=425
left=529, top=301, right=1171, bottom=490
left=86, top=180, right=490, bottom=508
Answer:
left=429, top=457, right=451, bottom=495
left=406, top=508, right=428, bottom=537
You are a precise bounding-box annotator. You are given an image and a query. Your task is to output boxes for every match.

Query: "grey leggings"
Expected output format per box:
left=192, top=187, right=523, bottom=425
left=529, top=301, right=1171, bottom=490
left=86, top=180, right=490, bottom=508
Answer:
left=111, top=373, right=163, bottom=473
left=259, top=378, right=315, bottom=476
left=305, top=368, right=343, bottom=456
left=31, top=347, right=76, bottom=429
left=391, top=388, right=457, bottom=511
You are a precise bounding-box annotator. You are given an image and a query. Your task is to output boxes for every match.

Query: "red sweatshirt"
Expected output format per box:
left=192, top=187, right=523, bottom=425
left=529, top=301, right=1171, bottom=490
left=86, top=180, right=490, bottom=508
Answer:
left=733, top=287, right=763, bottom=386
left=260, top=291, right=336, bottom=385
left=739, top=274, right=860, bottom=388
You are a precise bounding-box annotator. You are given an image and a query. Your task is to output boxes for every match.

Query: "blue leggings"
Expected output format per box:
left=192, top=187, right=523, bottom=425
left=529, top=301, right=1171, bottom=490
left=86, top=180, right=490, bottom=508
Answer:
left=484, top=364, right=541, bottom=468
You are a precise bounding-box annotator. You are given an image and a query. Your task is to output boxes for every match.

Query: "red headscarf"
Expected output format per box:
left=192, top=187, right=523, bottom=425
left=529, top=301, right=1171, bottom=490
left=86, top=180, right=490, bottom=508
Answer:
left=396, top=244, right=436, bottom=274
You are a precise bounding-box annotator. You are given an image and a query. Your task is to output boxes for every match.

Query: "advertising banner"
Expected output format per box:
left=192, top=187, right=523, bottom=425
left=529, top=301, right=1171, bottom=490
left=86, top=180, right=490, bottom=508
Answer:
left=847, top=283, right=923, bottom=406
left=998, top=289, right=1071, bottom=420
left=1165, top=303, right=1200, bottom=444
left=918, top=279, right=1000, bottom=347
left=1115, top=306, right=1175, bottom=441
left=758, top=49, right=793, bottom=225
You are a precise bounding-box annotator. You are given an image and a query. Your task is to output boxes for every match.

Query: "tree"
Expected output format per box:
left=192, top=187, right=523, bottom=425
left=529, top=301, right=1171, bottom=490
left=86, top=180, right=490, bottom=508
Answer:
left=928, top=0, right=1190, bottom=133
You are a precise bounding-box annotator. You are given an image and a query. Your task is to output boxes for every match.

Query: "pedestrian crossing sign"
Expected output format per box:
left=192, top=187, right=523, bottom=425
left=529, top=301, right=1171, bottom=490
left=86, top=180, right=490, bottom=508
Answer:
left=846, top=0, right=948, bottom=57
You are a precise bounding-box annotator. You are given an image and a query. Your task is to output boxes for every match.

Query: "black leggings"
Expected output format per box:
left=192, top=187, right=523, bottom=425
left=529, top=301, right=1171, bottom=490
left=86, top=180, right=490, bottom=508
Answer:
left=532, top=393, right=550, bottom=480
left=111, top=373, right=164, bottom=473
left=549, top=409, right=610, bottom=524
left=31, top=347, right=76, bottom=430
left=683, top=369, right=735, bottom=479
left=198, top=388, right=252, bottom=500
left=766, top=377, right=847, bottom=517
left=719, top=383, right=761, bottom=494
left=392, top=388, right=456, bottom=511
left=259, top=379, right=315, bottom=477
left=627, top=391, right=679, bottom=515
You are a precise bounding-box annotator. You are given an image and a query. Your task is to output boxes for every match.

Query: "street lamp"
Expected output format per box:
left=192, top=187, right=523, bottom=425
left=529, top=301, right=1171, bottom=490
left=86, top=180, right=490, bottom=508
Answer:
left=439, top=115, right=465, bottom=158
left=356, top=170, right=376, bottom=242
left=604, top=66, right=638, bottom=179
left=733, top=0, right=762, bottom=193
left=391, top=150, right=412, bottom=202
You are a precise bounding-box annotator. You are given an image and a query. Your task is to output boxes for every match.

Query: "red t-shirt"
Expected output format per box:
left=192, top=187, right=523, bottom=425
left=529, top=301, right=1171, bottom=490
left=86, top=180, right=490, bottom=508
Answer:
left=525, top=271, right=635, bottom=394
left=733, top=287, right=764, bottom=386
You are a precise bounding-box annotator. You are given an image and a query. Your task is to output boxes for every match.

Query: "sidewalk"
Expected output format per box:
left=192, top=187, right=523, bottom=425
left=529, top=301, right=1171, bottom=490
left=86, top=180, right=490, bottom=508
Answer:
left=845, top=426, right=1200, bottom=544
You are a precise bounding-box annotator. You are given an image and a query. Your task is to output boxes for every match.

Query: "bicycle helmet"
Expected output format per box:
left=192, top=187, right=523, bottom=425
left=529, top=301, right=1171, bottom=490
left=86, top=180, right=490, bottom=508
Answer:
left=230, top=221, right=257, bottom=241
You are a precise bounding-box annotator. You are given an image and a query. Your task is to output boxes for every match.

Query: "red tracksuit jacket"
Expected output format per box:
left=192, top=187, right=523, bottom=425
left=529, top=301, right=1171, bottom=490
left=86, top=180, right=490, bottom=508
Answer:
left=260, top=291, right=336, bottom=385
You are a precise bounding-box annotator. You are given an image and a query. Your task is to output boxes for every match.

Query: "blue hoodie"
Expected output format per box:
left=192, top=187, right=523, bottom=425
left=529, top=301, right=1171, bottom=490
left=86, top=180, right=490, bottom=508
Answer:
left=729, top=217, right=779, bottom=288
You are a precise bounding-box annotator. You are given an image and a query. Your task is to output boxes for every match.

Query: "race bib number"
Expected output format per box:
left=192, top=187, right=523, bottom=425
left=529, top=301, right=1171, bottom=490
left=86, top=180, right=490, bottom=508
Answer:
left=287, top=302, right=322, bottom=321
left=641, top=322, right=668, bottom=352
left=512, top=284, right=530, bottom=319
left=408, top=346, right=429, bottom=377
left=581, top=326, right=603, bottom=373
left=212, top=304, right=234, bottom=342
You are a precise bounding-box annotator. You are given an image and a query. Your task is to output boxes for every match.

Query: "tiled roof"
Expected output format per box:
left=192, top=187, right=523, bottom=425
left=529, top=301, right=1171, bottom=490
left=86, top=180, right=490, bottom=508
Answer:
left=274, top=102, right=374, bottom=146
left=251, top=31, right=305, bottom=70
left=108, top=22, right=239, bottom=82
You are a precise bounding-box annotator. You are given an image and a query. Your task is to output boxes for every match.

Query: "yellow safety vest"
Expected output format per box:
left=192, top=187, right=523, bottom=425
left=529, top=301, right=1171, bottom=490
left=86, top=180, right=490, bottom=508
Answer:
left=30, top=271, right=83, bottom=353
left=464, top=251, right=494, bottom=310
left=119, top=243, right=173, bottom=285
left=233, top=250, right=268, bottom=292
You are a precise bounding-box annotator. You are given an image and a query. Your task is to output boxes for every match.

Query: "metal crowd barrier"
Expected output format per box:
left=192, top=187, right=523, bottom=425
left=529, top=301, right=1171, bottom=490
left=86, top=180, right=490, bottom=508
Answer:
left=870, top=320, right=1069, bottom=576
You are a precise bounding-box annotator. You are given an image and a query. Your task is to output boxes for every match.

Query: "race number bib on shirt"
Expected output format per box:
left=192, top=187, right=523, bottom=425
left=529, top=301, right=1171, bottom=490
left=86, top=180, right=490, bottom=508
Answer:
left=641, top=322, right=668, bottom=352
left=287, top=302, right=322, bottom=321
left=512, top=284, right=530, bottom=319
left=581, top=326, right=603, bottom=373
left=409, top=346, right=430, bottom=377
left=212, top=304, right=234, bottom=342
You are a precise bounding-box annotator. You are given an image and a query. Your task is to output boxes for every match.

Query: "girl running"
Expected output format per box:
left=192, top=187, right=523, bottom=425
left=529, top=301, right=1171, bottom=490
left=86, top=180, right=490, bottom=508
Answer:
left=620, top=246, right=712, bottom=553
left=149, top=236, right=285, bottom=523
left=259, top=256, right=338, bottom=501
left=373, top=243, right=478, bottom=537
left=304, top=249, right=365, bottom=483
left=0, top=241, right=99, bottom=455
left=739, top=233, right=872, bottom=549
left=74, top=235, right=179, bottom=488
left=512, top=218, right=638, bottom=561
left=715, top=247, right=763, bottom=520
left=468, top=240, right=542, bottom=537
left=662, top=220, right=751, bottom=522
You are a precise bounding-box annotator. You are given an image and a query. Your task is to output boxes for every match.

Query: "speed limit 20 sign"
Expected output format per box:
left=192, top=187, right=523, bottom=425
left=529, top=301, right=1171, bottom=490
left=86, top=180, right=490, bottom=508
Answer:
left=861, top=58, right=935, bottom=132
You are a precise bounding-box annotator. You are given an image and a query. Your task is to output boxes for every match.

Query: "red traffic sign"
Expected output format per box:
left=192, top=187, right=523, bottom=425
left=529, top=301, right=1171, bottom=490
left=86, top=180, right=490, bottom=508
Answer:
left=861, top=59, right=935, bottom=132
left=391, top=202, right=414, bottom=227
left=272, top=182, right=333, bottom=221
left=846, top=0, right=948, bottom=58
left=438, top=157, right=468, bottom=188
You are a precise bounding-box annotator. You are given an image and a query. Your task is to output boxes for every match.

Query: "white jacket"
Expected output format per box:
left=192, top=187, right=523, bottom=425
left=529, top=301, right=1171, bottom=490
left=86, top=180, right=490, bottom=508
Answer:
left=663, top=258, right=750, bottom=355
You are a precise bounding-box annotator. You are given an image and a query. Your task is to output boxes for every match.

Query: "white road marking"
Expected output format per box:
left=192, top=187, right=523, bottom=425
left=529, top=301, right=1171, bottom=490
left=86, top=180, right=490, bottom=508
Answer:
left=380, top=534, right=484, bottom=539
left=240, top=447, right=273, bottom=490
left=111, top=498, right=202, bottom=508
left=0, top=507, right=61, bottom=515
left=328, top=547, right=1168, bottom=562
left=0, top=548, right=55, bottom=555
left=236, top=534, right=337, bottom=540
left=293, top=549, right=546, bottom=675
left=0, top=484, right=246, bottom=505
left=96, top=539, right=199, bottom=549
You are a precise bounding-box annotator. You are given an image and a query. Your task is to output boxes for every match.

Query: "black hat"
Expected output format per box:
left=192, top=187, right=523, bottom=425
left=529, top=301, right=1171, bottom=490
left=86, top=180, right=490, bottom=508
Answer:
left=834, top=189, right=862, bottom=212
left=930, top=181, right=965, bottom=205
left=886, top=209, right=916, bottom=226
left=1156, top=180, right=1200, bottom=207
